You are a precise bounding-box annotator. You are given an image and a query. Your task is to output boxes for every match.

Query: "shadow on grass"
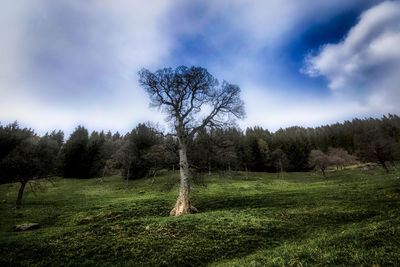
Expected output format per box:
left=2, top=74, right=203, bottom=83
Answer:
left=1, top=170, right=399, bottom=266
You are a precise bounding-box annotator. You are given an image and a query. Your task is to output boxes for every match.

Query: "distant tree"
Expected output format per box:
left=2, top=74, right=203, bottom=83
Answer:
left=327, top=154, right=345, bottom=171
left=139, top=66, right=245, bottom=216
left=382, top=114, right=400, bottom=142
left=309, top=149, right=330, bottom=178
left=216, top=139, right=237, bottom=178
left=236, top=130, right=251, bottom=179
left=273, top=126, right=311, bottom=171
left=58, top=126, right=89, bottom=178
left=244, top=127, right=273, bottom=171
left=271, top=148, right=288, bottom=178
left=0, top=123, right=62, bottom=208
left=86, top=131, right=107, bottom=178
left=0, top=122, right=34, bottom=172
left=47, top=130, right=64, bottom=148
left=257, top=138, right=271, bottom=169
left=358, top=128, right=400, bottom=173
left=144, top=143, right=175, bottom=184
left=328, top=147, right=356, bottom=170
left=109, top=138, right=135, bottom=188
left=190, top=128, right=215, bottom=174
left=164, top=135, right=179, bottom=171
left=101, top=135, right=123, bottom=182
left=129, top=123, right=161, bottom=179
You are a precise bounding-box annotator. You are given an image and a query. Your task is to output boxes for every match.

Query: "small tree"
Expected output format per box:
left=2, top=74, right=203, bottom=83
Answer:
left=328, top=147, right=356, bottom=170
left=216, top=139, right=237, bottom=178
left=139, top=66, right=245, bottom=216
left=0, top=124, right=62, bottom=208
left=58, top=126, right=89, bottom=178
left=257, top=139, right=272, bottom=169
left=271, top=148, right=288, bottom=179
left=144, top=143, right=175, bottom=184
left=109, top=139, right=135, bottom=188
left=100, top=137, right=123, bottom=182
left=358, top=129, right=400, bottom=173
left=309, top=149, right=330, bottom=178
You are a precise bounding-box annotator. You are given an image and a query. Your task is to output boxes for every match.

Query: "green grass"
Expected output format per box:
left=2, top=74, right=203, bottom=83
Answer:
left=1, top=169, right=400, bottom=266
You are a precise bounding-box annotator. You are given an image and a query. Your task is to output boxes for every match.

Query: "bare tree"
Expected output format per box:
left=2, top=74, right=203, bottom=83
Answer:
left=309, top=149, right=330, bottom=178
left=216, top=140, right=237, bottom=179
left=109, top=140, right=135, bottom=188
left=358, top=129, right=400, bottom=174
left=139, top=66, right=245, bottom=216
left=271, top=148, right=288, bottom=179
left=144, top=143, right=175, bottom=184
left=328, top=147, right=356, bottom=170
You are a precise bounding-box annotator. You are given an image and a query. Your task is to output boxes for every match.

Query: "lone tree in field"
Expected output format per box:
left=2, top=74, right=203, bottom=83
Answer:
left=139, top=66, right=245, bottom=216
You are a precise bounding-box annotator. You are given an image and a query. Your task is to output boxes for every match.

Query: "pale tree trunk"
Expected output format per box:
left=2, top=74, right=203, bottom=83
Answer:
left=390, top=161, right=397, bottom=171
left=16, top=180, right=27, bottom=209
left=378, top=158, right=389, bottom=174
left=151, top=170, right=156, bottom=184
left=170, top=141, right=198, bottom=216
left=126, top=165, right=130, bottom=188
left=321, top=167, right=326, bottom=178
left=101, top=167, right=106, bottom=183
left=279, top=160, right=284, bottom=179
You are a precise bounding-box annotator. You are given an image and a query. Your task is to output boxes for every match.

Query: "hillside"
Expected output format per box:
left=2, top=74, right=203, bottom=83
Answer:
left=1, top=169, right=399, bottom=266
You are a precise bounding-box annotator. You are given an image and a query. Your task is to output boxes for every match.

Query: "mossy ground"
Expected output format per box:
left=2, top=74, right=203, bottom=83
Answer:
left=1, top=168, right=400, bottom=266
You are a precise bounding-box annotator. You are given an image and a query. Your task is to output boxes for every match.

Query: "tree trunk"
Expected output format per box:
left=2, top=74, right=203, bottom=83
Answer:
left=126, top=166, right=130, bottom=188
left=321, top=168, right=326, bottom=178
left=381, top=161, right=389, bottom=174
left=170, top=141, right=198, bottom=216
left=208, top=160, right=211, bottom=176
left=151, top=170, right=156, bottom=184
left=16, top=180, right=27, bottom=209
left=390, top=161, right=397, bottom=171
left=245, top=164, right=248, bottom=180
left=101, top=167, right=106, bottom=183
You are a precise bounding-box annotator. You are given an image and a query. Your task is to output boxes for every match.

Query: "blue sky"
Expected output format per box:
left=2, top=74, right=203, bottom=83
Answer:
left=1, top=0, right=400, bottom=136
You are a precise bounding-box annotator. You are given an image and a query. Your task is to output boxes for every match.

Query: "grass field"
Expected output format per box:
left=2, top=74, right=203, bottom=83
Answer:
left=1, top=168, right=400, bottom=266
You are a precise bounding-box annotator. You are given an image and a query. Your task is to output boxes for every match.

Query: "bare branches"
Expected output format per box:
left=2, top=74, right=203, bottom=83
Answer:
left=190, top=82, right=245, bottom=137
left=138, top=66, right=245, bottom=142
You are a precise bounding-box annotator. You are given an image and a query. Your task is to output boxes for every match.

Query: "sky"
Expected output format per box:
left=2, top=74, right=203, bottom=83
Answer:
left=1, top=0, right=400, bottom=136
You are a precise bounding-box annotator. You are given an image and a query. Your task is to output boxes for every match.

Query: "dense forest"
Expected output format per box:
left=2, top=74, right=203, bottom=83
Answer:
left=1, top=114, right=399, bottom=186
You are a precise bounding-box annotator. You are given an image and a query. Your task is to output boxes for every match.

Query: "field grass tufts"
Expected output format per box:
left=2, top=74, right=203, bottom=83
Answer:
left=1, top=169, right=399, bottom=266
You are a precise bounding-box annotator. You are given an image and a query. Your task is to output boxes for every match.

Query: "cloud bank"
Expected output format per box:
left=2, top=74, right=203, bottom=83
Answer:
left=303, top=1, right=400, bottom=112
left=0, top=0, right=397, bottom=135
left=0, top=1, right=173, bottom=134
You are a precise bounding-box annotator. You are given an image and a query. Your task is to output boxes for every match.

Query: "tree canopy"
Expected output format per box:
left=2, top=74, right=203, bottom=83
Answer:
left=139, top=66, right=245, bottom=215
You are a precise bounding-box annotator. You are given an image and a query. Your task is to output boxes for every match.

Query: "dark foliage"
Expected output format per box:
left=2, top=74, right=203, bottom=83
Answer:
left=2, top=114, right=400, bottom=184
left=0, top=122, right=63, bottom=207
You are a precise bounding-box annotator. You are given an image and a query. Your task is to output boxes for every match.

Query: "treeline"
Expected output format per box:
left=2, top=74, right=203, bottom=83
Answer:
left=1, top=114, right=400, bottom=185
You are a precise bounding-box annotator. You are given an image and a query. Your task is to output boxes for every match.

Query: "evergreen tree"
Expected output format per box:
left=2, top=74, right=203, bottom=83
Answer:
left=58, top=126, right=89, bottom=178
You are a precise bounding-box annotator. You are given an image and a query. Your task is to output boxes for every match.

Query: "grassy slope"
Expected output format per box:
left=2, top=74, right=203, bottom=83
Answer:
left=0, top=169, right=399, bottom=266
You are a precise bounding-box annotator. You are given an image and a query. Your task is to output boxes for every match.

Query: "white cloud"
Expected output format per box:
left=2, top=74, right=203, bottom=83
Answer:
left=0, top=1, right=173, bottom=135
left=165, top=0, right=371, bottom=53
left=1, top=0, right=394, bottom=135
left=238, top=83, right=374, bottom=132
left=303, top=1, right=400, bottom=112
